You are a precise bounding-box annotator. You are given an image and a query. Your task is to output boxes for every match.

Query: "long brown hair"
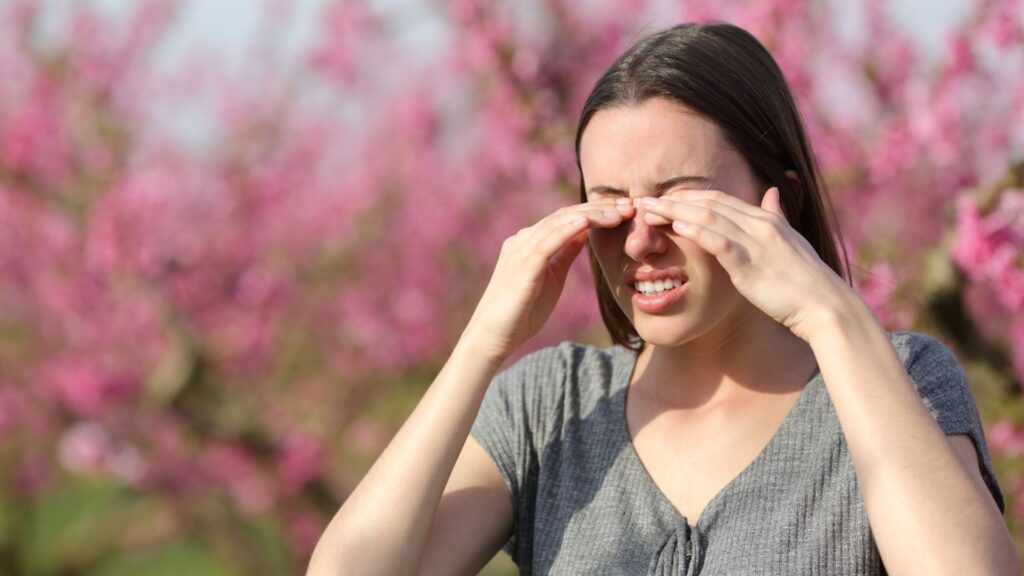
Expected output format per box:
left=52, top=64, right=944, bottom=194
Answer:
left=575, top=22, right=851, bottom=351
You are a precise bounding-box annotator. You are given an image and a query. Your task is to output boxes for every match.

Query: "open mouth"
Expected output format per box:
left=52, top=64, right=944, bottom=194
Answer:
left=630, top=275, right=688, bottom=313
left=633, top=277, right=684, bottom=297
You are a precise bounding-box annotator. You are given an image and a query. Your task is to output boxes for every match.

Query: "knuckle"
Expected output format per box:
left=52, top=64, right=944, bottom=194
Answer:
left=705, top=234, right=726, bottom=253
left=765, top=210, right=786, bottom=226
left=747, top=218, right=774, bottom=236
left=760, top=218, right=785, bottom=239
left=695, top=208, right=717, bottom=226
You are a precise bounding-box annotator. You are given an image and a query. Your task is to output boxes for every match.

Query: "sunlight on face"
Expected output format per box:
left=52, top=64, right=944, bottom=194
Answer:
left=578, top=97, right=765, bottom=346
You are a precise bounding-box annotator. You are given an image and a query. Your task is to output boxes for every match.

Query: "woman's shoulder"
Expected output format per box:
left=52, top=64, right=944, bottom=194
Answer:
left=499, top=340, right=635, bottom=387
left=490, top=340, right=635, bottom=414
left=886, top=331, right=979, bottom=420
left=886, top=331, right=964, bottom=374
left=476, top=341, right=632, bottom=455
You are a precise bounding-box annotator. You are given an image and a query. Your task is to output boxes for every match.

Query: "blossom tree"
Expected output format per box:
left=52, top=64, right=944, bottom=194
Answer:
left=0, top=0, right=1021, bottom=573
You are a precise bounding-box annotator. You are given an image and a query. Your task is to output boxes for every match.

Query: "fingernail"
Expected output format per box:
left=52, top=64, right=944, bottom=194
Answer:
left=602, top=210, right=618, bottom=218
left=642, top=197, right=658, bottom=207
left=673, top=221, right=694, bottom=235
left=616, top=203, right=632, bottom=213
left=615, top=197, right=632, bottom=206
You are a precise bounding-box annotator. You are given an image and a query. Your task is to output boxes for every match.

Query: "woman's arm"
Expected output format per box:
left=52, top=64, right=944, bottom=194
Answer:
left=306, top=199, right=633, bottom=576
left=640, top=187, right=1020, bottom=574
left=305, top=332, right=508, bottom=576
left=806, top=294, right=1021, bottom=576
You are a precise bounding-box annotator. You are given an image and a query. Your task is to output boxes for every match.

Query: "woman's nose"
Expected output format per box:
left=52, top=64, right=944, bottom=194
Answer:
left=623, top=200, right=669, bottom=261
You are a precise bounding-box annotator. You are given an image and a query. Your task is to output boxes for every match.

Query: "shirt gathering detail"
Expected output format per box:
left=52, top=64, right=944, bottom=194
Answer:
left=469, top=331, right=1005, bottom=575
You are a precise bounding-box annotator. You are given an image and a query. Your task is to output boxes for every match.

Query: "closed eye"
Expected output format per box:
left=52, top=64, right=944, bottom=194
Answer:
left=586, top=175, right=713, bottom=199
left=587, top=190, right=626, bottom=200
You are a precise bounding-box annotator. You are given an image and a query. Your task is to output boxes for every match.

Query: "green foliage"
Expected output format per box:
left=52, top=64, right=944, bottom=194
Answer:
left=88, top=541, right=235, bottom=576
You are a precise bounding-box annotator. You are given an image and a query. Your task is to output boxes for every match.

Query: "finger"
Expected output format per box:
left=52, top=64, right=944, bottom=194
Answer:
left=657, top=198, right=766, bottom=233
left=641, top=211, right=673, bottom=227
left=665, top=194, right=789, bottom=240
left=571, top=207, right=629, bottom=230
left=641, top=197, right=754, bottom=245
left=547, top=228, right=588, bottom=278
left=537, top=199, right=619, bottom=227
left=760, top=186, right=785, bottom=219
left=550, top=199, right=634, bottom=226
left=590, top=198, right=636, bottom=218
left=524, top=202, right=625, bottom=247
left=532, top=216, right=591, bottom=267
left=665, top=189, right=770, bottom=219
left=672, top=221, right=751, bottom=270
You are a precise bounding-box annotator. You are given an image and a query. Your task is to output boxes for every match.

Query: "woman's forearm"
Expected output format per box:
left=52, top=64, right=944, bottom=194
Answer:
left=306, top=330, right=504, bottom=576
left=305, top=194, right=618, bottom=576
left=807, top=295, right=1021, bottom=575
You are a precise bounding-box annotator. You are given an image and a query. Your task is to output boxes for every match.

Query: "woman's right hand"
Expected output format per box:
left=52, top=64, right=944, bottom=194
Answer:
left=462, top=198, right=635, bottom=364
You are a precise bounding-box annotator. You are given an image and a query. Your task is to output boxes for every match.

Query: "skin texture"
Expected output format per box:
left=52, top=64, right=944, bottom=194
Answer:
left=306, top=159, right=637, bottom=575
left=579, top=97, right=822, bottom=407
left=308, top=96, right=1021, bottom=576
left=580, top=97, right=1021, bottom=574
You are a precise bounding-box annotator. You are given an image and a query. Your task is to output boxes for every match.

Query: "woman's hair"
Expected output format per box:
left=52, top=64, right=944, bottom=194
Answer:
left=574, top=22, right=851, bottom=351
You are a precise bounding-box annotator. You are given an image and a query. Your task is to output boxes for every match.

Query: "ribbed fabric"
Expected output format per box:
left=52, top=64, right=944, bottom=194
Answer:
left=469, top=331, right=1005, bottom=575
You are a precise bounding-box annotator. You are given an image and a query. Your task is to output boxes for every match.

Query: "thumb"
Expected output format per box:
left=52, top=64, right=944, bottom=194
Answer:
left=761, top=186, right=785, bottom=220
left=548, top=230, right=588, bottom=279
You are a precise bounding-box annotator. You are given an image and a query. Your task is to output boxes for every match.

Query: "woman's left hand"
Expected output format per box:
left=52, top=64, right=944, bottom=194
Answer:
left=640, top=187, right=860, bottom=342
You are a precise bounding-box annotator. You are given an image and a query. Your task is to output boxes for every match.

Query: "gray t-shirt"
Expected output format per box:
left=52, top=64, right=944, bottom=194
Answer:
left=470, top=331, right=1005, bottom=575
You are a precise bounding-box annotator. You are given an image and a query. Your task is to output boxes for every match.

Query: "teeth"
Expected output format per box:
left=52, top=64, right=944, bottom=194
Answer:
left=634, top=277, right=684, bottom=296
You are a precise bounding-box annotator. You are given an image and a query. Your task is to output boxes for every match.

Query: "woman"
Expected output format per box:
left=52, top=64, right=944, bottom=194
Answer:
left=307, top=23, right=1019, bottom=575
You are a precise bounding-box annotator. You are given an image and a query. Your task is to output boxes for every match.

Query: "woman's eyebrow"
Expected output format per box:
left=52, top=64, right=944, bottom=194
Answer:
left=586, top=175, right=713, bottom=196
left=653, top=175, right=713, bottom=193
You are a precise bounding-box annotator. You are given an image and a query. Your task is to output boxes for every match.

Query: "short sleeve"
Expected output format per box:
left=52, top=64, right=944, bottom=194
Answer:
left=469, top=343, right=571, bottom=559
left=893, top=332, right=1006, bottom=514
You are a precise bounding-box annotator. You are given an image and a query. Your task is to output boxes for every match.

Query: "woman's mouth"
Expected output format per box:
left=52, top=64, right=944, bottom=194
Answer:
left=631, top=277, right=687, bottom=313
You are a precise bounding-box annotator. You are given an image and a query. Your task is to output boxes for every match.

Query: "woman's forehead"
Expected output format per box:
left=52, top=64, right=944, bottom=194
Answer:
left=580, top=99, right=734, bottom=186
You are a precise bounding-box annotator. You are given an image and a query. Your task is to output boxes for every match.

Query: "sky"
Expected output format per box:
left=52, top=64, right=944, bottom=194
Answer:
left=33, top=0, right=976, bottom=149
left=48, top=0, right=971, bottom=70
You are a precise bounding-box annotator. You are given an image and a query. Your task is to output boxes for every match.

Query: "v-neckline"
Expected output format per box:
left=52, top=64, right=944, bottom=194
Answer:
left=612, top=344, right=821, bottom=531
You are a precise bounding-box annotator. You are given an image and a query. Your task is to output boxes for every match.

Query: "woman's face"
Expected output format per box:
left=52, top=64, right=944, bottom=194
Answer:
left=579, top=97, right=765, bottom=348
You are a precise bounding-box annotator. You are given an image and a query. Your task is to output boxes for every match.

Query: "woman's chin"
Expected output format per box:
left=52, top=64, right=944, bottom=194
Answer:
left=631, top=318, right=698, bottom=348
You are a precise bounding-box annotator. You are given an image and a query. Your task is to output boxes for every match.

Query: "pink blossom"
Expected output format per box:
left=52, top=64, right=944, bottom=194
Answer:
left=201, top=441, right=275, bottom=516
left=277, top=434, right=326, bottom=495
left=308, top=0, right=373, bottom=86
left=343, top=418, right=389, bottom=454
left=286, top=508, right=327, bottom=559
left=1, top=0, right=1023, bottom=567
left=943, top=34, right=976, bottom=80
left=988, top=420, right=1024, bottom=457
left=1012, top=321, right=1024, bottom=392
left=953, top=190, right=1024, bottom=312
left=855, top=261, right=898, bottom=325
left=952, top=197, right=995, bottom=271
left=57, top=421, right=114, bottom=475
left=47, top=360, right=139, bottom=418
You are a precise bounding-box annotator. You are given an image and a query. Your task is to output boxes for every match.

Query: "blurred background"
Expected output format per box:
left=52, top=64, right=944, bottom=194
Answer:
left=0, top=0, right=1022, bottom=573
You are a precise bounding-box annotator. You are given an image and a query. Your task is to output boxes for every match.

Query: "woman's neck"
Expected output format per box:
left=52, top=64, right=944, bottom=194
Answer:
left=631, top=309, right=818, bottom=412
